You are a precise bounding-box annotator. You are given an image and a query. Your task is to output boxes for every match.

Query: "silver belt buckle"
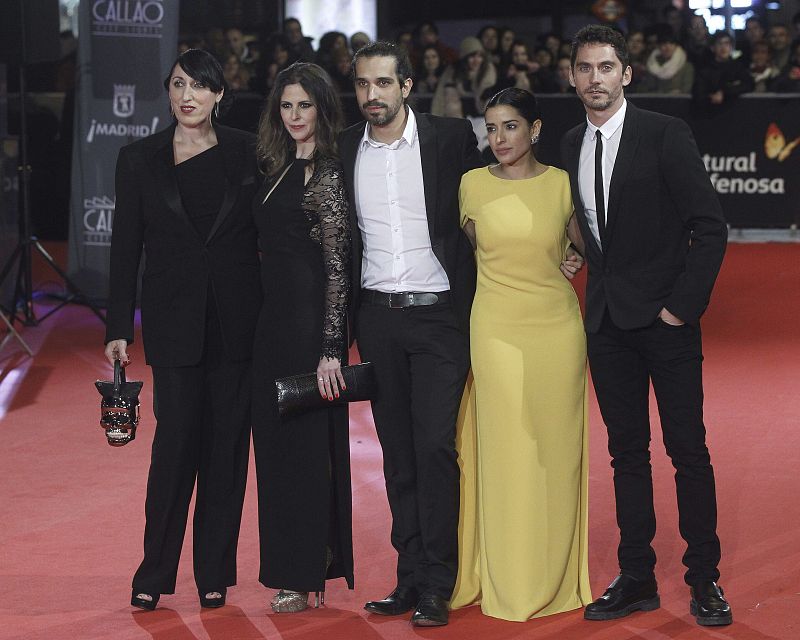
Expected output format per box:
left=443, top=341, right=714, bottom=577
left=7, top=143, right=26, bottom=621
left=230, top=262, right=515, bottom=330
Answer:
left=389, top=292, right=411, bottom=308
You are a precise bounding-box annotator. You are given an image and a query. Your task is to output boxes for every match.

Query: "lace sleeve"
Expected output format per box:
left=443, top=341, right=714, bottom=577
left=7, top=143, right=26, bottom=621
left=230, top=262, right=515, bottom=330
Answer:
left=305, top=158, right=351, bottom=361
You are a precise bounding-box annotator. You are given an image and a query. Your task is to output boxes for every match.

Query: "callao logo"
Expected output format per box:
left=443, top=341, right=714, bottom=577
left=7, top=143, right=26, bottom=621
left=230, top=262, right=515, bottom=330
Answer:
left=83, top=195, right=116, bottom=247
left=92, top=0, right=164, bottom=38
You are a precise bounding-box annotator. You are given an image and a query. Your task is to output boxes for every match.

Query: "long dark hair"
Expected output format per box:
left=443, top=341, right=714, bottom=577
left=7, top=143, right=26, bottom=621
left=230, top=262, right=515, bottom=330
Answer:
left=256, top=62, right=343, bottom=176
left=418, top=45, right=445, bottom=77
left=163, top=48, right=230, bottom=117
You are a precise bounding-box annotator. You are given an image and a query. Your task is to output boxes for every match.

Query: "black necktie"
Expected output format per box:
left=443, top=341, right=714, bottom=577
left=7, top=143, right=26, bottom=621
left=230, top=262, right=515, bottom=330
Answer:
left=594, top=130, right=606, bottom=243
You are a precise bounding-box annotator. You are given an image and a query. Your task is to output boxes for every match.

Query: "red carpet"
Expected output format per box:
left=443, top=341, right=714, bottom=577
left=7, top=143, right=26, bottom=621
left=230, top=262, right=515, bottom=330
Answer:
left=1, top=243, right=799, bottom=640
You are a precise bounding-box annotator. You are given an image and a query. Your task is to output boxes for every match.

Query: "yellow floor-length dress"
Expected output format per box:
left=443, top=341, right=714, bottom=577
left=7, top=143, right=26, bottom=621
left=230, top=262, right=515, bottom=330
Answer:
left=451, top=165, right=592, bottom=622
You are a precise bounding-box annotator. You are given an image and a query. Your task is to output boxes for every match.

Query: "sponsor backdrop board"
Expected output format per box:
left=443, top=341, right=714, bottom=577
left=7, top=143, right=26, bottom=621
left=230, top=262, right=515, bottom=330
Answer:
left=532, top=94, right=800, bottom=229
left=687, top=96, right=799, bottom=229
left=67, top=0, right=178, bottom=302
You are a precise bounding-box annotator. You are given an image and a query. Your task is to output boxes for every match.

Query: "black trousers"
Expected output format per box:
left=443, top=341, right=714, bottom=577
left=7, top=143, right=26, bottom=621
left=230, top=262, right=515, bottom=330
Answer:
left=132, top=332, right=252, bottom=594
left=588, top=312, right=722, bottom=585
left=357, top=300, right=469, bottom=600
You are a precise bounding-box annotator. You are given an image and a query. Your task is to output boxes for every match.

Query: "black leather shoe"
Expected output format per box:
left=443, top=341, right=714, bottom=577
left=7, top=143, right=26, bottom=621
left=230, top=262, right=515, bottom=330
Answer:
left=584, top=575, right=660, bottom=621
left=411, top=593, right=449, bottom=627
left=364, top=587, right=419, bottom=616
left=690, top=581, right=732, bottom=626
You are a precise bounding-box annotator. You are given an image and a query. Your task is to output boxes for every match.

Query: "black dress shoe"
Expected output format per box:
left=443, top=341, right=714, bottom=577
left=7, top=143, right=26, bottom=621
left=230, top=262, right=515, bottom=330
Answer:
left=690, top=581, right=732, bottom=626
left=364, top=587, right=419, bottom=616
left=584, top=575, right=660, bottom=621
left=411, top=593, right=449, bottom=627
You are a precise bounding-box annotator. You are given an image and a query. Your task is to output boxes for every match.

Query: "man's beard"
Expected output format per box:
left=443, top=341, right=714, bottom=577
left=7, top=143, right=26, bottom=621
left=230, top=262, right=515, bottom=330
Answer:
left=582, top=85, right=620, bottom=111
left=362, top=98, right=403, bottom=126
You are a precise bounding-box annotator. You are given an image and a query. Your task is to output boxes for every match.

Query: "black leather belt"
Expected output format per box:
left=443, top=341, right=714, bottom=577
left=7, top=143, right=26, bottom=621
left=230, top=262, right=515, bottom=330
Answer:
left=361, top=289, right=450, bottom=308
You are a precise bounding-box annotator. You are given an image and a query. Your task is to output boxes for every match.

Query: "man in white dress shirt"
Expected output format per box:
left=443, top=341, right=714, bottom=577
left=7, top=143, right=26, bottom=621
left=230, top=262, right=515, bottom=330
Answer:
left=337, top=41, right=482, bottom=627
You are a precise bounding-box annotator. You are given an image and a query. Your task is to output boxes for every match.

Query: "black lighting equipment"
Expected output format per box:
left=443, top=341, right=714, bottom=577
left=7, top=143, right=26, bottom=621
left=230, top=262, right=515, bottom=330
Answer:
left=0, top=0, right=106, bottom=329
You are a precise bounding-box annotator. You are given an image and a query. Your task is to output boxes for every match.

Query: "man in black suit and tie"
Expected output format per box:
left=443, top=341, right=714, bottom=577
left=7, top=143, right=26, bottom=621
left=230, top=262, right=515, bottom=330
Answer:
left=560, top=25, right=732, bottom=626
left=337, top=41, right=482, bottom=626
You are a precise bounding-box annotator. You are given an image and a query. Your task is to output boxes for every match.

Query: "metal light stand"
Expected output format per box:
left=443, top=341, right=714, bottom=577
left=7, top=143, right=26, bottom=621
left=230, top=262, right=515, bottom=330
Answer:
left=0, top=0, right=106, bottom=336
left=0, top=307, right=32, bottom=356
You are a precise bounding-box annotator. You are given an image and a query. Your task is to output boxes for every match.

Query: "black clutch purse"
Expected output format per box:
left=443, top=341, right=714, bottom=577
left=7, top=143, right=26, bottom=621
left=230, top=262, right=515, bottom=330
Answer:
left=95, top=360, right=143, bottom=446
left=275, top=362, right=377, bottom=419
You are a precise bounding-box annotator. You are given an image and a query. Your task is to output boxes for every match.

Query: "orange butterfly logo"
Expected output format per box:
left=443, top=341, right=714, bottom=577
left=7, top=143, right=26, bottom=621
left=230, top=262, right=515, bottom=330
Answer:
left=764, top=123, right=800, bottom=162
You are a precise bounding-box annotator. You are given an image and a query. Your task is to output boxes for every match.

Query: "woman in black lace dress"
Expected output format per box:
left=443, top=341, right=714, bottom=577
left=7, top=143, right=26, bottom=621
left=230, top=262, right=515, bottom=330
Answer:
left=252, top=62, right=353, bottom=613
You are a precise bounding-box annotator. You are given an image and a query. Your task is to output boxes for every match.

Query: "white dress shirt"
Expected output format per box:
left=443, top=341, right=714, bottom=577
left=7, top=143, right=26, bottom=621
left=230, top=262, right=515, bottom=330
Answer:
left=354, top=108, right=449, bottom=293
left=578, top=99, right=627, bottom=249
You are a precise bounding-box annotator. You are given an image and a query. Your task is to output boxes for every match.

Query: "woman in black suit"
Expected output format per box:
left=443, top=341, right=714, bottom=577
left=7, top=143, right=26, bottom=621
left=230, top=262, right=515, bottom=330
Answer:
left=104, top=48, right=261, bottom=611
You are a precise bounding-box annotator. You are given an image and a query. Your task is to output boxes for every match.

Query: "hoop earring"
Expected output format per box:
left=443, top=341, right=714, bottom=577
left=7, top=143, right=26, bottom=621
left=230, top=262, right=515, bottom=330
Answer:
left=214, top=102, right=220, bottom=119
left=531, top=134, right=540, bottom=145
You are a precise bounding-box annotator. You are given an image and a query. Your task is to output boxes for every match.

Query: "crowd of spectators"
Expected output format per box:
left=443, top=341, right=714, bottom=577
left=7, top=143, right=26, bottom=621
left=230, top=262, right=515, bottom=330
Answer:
left=175, top=11, right=799, bottom=112
left=5, top=10, right=797, bottom=241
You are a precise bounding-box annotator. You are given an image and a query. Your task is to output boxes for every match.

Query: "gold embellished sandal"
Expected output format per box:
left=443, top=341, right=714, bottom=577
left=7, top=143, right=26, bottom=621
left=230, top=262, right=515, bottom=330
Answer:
left=271, top=589, right=313, bottom=612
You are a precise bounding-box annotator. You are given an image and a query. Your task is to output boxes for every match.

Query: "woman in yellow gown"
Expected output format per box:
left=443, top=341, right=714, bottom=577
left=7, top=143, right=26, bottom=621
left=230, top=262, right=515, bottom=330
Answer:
left=451, top=87, right=592, bottom=621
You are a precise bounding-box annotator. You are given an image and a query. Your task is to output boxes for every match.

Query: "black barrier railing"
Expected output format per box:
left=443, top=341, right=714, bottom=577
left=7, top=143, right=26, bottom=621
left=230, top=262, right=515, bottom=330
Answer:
left=219, top=91, right=800, bottom=229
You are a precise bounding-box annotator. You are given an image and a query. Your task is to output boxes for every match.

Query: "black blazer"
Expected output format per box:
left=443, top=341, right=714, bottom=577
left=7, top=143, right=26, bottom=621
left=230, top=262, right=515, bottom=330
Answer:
left=560, top=102, right=727, bottom=333
left=338, top=111, right=483, bottom=338
left=105, top=124, right=262, bottom=367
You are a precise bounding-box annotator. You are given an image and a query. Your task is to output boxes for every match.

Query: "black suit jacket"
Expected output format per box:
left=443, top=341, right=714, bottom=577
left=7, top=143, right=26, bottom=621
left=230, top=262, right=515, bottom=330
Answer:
left=560, top=102, right=727, bottom=333
left=105, top=124, right=262, bottom=367
left=338, top=110, right=483, bottom=338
